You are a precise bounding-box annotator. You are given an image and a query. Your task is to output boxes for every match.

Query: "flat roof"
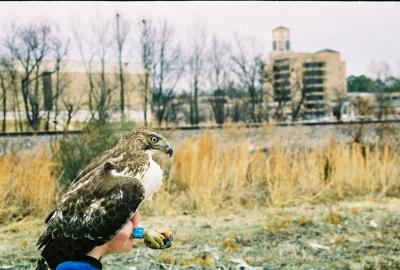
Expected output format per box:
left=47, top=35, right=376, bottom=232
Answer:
left=10, top=60, right=145, bottom=74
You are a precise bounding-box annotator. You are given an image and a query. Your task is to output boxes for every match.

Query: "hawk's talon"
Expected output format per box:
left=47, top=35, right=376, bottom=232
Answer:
left=159, top=235, right=174, bottom=249
left=143, top=229, right=174, bottom=249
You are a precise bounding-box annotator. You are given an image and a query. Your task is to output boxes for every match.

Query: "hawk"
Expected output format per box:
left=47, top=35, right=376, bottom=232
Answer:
left=36, top=128, right=173, bottom=270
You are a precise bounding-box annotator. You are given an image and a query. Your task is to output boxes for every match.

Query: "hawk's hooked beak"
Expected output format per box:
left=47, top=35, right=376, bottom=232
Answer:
left=166, top=147, right=173, bottom=157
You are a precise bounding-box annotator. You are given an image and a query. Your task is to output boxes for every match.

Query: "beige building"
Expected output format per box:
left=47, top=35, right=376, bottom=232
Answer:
left=11, top=60, right=150, bottom=126
left=265, top=26, right=347, bottom=120
left=345, top=92, right=400, bottom=120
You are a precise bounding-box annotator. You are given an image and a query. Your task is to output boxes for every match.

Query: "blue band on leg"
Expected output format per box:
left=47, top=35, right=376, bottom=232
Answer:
left=131, top=227, right=145, bottom=239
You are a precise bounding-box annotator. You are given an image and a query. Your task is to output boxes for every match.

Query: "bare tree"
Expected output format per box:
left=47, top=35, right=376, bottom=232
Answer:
left=186, top=24, right=207, bottom=125
left=138, top=18, right=156, bottom=126
left=62, top=93, right=82, bottom=130
left=0, top=64, right=7, bottom=132
left=231, top=34, right=265, bottom=122
left=92, top=16, right=115, bottom=123
left=5, top=21, right=53, bottom=131
left=207, top=34, right=230, bottom=124
left=290, top=67, right=306, bottom=122
left=3, top=20, right=71, bottom=132
left=114, top=12, right=130, bottom=121
left=151, top=20, right=183, bottom=126
left=332, top=87, right=349, bottom=121
left=72, top=15, right=116, bottom=123
left=209, top=88, right=227, bottom=124
left=368, top=60, right=392, bottom=81
left=1, top=24, right=22, bottom=131
left=348, top=97, right=374, bottom=144
left=71, top=17, right=97, bottom=120
left=372, top=63, right=393, bottom=120
left=50, top=29, right=70, bottom=130
left=272, top=74, right=290, bottom=122
left=39, top=25, right=71, bottom=131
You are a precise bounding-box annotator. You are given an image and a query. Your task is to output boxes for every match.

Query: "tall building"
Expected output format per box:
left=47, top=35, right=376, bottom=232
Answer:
left=265, top=26, right=347, bottom=120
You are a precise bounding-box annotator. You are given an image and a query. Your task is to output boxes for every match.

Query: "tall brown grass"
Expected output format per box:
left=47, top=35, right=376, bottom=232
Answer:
left=154, top=133, right=400, bottom=213
left=169, top=131, right=250, bottom=213
left=1, top=128, right=400, bottom=221
left=0, top=148, right=60, bottom=222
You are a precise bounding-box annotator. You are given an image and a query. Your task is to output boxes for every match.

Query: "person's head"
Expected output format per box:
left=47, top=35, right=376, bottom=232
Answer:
left=87, top=212, right=139, bottom=259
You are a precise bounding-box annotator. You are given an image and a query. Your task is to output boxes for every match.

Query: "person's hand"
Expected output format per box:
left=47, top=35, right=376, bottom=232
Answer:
left=131, top=211, right=140, bottom=229
left=144, top=229, right=174, bottom=249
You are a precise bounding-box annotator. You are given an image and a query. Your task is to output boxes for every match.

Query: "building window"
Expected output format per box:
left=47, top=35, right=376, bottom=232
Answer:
left=306, top=111, right=325, bottom=119
left=305, top=87, right=324, bottom=93
left=275, top=58, right=289, bottom=63
left=274, top=73, right=290, bottom=80
left=306, top=104, right=325, bottom=110
left=304, top=78, right=324, bottom=85
left=306, top=95, right=324, bottom=101
left=274, top=89, right=291, bottom=102
left=273, top=65, right=290, bottom=72
left=285, top=41, right=290, bottom=50
left=273, top=80, right=291, bottom=88
left=303, top=62, right=326, bottom=68
left=304, top=70, right=324, bottom=77
left=273, top=41, right=277, bottom=51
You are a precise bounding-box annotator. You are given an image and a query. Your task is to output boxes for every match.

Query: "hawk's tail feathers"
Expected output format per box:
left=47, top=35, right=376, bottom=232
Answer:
left=36, top=257, right=50, bottom=270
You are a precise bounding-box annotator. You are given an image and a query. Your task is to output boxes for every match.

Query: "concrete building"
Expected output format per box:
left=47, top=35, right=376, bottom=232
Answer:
left=344, top=92, right=400, bottom=120
left=8, top=60, right=150, bottom=128
left=265, top=26, right=347, bottom=121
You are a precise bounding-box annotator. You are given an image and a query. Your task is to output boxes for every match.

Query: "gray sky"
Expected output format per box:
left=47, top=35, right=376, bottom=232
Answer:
left=1, top=1, right=400, bottom=77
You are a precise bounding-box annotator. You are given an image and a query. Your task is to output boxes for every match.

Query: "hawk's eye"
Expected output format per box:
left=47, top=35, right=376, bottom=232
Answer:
left=151, top=136, right=159, bottom=144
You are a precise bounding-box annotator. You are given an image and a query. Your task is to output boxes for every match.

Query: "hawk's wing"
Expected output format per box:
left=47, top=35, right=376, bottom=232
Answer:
left=67, top=151, right=149, bottom=194
left=37, top=168, right=145, bottom=269
left=71, top=149, right=114, bottom=185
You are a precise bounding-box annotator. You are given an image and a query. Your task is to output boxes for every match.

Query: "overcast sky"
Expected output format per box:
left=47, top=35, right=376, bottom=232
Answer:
left=0, top=1, right=399, bottom=77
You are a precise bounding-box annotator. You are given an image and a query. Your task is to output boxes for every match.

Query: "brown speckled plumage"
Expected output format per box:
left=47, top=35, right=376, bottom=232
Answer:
left=36, top=128, right=172, bottom=270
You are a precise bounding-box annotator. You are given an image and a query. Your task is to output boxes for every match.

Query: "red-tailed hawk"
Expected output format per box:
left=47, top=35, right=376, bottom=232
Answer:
left=36, top=128, right=173, bottom=270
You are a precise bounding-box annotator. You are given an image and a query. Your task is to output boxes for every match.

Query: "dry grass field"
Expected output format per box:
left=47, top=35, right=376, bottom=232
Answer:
left=1, top=200, right=399, bottom=269
left=0, top=127, right=399, bottom=269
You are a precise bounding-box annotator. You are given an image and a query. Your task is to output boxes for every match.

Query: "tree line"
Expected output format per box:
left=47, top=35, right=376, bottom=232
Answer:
left=348, top=75, right=400, bottom=94
left=1, top=14, right=399, bottom=132
left=0, top=14, right=269, bottom=132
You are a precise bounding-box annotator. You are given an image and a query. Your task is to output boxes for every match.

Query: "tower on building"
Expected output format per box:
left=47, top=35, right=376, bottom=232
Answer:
left=266, top=26, right=347, bottom=120
left=272, top=26, right=290, bottom=52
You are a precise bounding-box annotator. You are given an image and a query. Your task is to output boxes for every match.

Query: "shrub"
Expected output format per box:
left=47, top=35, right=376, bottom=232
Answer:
left=54, top=121, right=135, bottom=186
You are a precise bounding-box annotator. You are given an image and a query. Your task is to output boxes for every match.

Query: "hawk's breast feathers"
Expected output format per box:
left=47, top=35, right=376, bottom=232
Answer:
left=140, top=150, right=164, bottom=200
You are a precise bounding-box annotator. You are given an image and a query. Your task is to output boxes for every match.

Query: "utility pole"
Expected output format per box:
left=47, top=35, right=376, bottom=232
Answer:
left=116, top=13, right=125, bottom=122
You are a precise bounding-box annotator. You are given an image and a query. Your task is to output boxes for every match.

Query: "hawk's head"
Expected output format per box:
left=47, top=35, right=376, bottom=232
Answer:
left=120, top=128, right=173, bottom=157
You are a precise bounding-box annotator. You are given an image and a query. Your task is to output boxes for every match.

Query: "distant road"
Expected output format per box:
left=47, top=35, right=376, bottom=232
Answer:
left=1, top=119, right=400, bottom=155
left=0, top=119, right=400, bottom=137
